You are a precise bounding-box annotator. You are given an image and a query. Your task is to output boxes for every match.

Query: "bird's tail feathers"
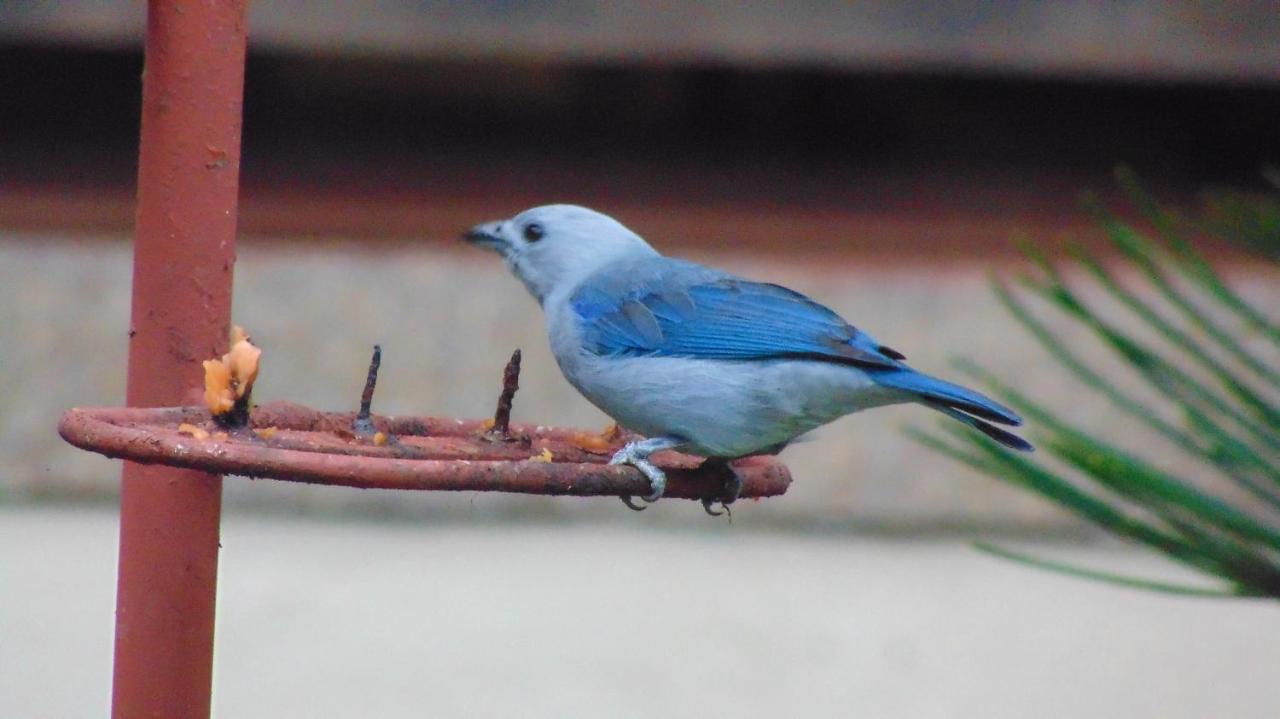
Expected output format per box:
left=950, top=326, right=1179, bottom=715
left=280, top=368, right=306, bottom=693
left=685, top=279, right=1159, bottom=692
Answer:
left=872, top=368, right=1021, bottom=424
left=870, top=368, right=1033, bottom=452
left=924, top=401, right=1034, bottom=452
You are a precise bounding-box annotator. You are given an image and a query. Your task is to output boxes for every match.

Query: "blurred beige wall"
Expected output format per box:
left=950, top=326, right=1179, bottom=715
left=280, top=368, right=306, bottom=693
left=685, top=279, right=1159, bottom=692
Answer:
left=5, top=234, right=1276, bottom=531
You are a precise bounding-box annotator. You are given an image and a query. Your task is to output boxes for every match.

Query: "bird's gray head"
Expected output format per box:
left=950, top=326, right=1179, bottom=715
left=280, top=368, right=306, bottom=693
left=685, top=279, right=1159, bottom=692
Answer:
left=462, top=204, right=658, bottom=303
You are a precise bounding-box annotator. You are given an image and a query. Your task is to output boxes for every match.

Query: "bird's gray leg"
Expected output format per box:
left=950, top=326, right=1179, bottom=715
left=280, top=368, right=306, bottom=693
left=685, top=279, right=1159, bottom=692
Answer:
left=611, top=436, right=683, bottom=510
left=698, top=457, right=742, bottom=518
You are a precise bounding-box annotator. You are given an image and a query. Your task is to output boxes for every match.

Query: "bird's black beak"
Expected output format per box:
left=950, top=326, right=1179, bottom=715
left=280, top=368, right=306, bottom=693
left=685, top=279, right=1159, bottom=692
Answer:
left=462, top=221, right=506, bottom=252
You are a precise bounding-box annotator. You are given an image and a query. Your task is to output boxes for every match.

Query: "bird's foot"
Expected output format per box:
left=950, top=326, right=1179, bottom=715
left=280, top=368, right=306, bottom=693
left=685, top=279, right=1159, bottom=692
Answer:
left=612, top=446, right=666, bottom=510
left=699, top=458, right=742, bottom=518
left=611, top=436, right=681, bottom=511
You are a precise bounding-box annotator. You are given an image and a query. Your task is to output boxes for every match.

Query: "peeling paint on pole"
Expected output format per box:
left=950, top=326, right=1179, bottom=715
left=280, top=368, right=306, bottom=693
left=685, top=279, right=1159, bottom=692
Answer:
left=113, top=2, right=247, bottom=718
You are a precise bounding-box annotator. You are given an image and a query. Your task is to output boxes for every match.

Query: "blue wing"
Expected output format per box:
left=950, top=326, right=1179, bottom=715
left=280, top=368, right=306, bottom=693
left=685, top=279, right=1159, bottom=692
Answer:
left=570, top=258, right=905, bottom=368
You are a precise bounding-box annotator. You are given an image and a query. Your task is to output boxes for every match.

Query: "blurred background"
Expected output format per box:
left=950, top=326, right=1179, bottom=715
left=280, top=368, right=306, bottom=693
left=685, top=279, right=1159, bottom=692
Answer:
left=2, top=3, right=1278, bottom=717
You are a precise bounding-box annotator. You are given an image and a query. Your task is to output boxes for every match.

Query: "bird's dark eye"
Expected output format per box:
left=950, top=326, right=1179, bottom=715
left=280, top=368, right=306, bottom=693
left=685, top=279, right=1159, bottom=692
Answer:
left=523, top=223, right=545, bottom=242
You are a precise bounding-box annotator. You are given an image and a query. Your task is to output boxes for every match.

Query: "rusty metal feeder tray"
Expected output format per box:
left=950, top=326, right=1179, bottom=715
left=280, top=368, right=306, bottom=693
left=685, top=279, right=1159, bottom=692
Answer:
left=59, top=349, right=792, bottom=505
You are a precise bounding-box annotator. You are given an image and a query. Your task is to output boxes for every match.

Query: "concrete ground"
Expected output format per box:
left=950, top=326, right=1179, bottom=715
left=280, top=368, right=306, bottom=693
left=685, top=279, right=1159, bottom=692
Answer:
left=3, top=505, right=1277, bottom=718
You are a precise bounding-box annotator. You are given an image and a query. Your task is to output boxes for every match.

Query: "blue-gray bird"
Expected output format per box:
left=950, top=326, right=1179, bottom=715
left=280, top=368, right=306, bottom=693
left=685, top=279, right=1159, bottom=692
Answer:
left=464, top=204, right=1031, bottom=513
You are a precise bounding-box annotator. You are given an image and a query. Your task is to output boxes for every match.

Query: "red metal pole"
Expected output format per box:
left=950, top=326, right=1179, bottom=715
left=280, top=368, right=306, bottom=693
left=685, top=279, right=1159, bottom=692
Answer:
left=113, top=3, right=247, bottom=717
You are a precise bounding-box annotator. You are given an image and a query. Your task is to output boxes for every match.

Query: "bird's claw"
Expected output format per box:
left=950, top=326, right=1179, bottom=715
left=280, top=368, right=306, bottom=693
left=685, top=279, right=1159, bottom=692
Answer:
left=701, top=498, right=731, bottom=518
left=611, top=440, right=670, bottom=510
left=699, top=459, right=743, bottom=519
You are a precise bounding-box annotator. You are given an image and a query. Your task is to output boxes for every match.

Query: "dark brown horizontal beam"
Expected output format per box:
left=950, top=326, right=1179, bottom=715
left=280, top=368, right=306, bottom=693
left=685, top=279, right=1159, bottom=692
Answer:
left=7, top=3, right=1280, bottom=82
